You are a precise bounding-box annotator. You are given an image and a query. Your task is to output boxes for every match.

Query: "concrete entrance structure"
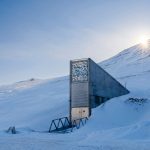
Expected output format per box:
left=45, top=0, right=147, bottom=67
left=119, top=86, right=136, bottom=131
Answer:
left=70, top=58, right=129, bottom=121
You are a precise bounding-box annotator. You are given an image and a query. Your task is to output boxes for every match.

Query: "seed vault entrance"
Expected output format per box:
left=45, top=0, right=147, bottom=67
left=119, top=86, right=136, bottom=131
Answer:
left=71, top=107, right=89, bottom=120
left=70, top=58, right=129, bottom=121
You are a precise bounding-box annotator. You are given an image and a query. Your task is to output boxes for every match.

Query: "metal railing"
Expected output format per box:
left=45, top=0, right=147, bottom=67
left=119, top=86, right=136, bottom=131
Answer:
left=71, top=117, right=88, bottom=132
left=49, top=117, right=88, bottom=133
left=49, top=117, right=71, bottom=133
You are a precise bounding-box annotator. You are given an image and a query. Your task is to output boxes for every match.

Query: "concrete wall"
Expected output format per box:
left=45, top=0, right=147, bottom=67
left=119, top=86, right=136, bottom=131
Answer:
left=89, top=58, right=129, bottom=99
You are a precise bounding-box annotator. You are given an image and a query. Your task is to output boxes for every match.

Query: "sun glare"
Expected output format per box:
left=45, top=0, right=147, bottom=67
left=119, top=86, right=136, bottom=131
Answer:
left=139, top=35, right=149, bottom=48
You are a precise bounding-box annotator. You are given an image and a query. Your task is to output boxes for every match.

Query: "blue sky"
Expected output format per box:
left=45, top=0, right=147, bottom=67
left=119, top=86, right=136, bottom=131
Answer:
left=0, top=0, right=150, bottom=85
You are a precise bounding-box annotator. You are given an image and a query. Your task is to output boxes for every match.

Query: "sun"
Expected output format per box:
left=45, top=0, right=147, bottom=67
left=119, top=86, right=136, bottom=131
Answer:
left=138, top=35, right=149, bottom=48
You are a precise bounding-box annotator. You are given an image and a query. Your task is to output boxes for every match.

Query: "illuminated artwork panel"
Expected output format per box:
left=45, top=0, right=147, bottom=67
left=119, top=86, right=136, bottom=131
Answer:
left=72, top=61, right=88, bottom=82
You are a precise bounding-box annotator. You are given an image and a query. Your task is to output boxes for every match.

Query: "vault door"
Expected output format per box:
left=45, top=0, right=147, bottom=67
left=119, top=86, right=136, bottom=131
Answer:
left=71, top=107, right=89, bottom=121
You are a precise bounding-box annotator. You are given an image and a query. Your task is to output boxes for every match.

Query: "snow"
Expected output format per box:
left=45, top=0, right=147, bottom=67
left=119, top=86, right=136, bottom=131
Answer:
left=0, top=76, right=69, bottom=131
left=0, top=43, right=150, bottom=149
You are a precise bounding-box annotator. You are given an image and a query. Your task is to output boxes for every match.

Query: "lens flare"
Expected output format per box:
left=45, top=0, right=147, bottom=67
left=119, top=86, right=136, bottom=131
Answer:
left=139, top=35, right=149, bottom=48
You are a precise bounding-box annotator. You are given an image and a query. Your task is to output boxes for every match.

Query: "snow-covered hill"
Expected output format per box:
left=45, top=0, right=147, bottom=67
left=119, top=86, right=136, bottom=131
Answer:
left=0, top=43, right=150, bottom=150
left=0, top=76, right=69, bottom=130
left=100, top=42, right=150, bottom=97
left=100, top=42, right=150, bottom=78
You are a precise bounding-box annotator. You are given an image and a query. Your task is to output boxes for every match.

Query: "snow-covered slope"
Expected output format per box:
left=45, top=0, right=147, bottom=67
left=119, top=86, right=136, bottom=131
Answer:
left=0, top=42, right=150, bottom=150
left=0, top=76, right=69, bottom=130
left=100, top=42, right=150, bottom=97
left=100, top=42, right=150, bottom=78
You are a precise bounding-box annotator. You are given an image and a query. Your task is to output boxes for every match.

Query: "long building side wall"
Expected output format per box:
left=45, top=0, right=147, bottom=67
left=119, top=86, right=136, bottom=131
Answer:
left=89, top=59, right=129, bottom=100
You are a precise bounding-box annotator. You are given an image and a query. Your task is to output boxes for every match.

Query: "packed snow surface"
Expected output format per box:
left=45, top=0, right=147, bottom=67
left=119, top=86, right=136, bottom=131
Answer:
left=0, top=43, right=150, bottom=149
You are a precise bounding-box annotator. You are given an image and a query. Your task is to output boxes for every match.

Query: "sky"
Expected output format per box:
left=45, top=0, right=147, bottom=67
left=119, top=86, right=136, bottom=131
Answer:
left=0, top=0, right=150, bottom=85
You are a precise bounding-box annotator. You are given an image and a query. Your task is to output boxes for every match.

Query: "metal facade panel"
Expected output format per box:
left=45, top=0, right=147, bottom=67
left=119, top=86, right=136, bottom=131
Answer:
left=71, top=82, right=89, bottom=107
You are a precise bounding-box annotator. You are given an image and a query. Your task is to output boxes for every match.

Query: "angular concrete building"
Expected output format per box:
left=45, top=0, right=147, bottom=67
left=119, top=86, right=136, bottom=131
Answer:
left=69, top=58, right=129, bottom=121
